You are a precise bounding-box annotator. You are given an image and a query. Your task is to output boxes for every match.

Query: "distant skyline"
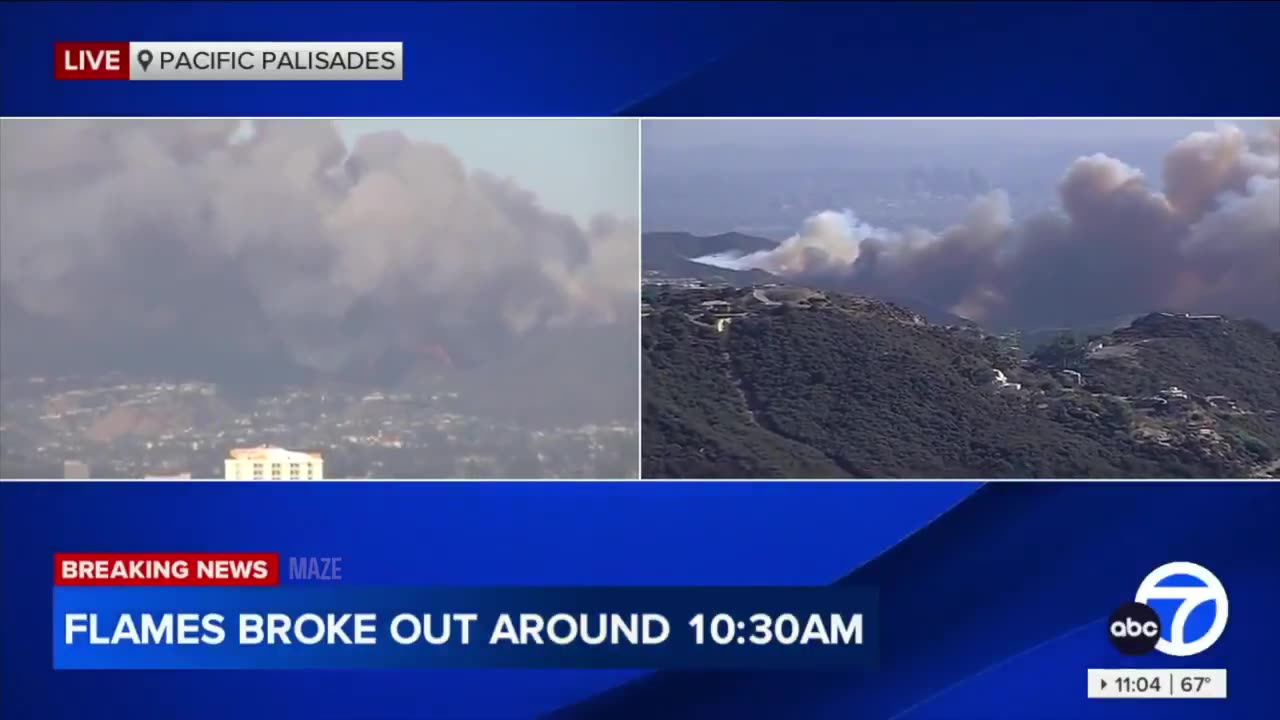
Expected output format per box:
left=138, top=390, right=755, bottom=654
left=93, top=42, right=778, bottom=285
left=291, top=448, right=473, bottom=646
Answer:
left=338, top=119, right=637, bottom=226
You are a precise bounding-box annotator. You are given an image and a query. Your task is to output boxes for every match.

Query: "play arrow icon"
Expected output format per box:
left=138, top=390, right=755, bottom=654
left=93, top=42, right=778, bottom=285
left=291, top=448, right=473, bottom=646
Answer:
left=1101, top=679, right=1108, bottom=689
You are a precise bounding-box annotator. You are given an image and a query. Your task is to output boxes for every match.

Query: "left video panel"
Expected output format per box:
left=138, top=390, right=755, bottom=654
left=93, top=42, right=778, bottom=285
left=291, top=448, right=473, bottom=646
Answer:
left=0, top=118, right=640, bottom=479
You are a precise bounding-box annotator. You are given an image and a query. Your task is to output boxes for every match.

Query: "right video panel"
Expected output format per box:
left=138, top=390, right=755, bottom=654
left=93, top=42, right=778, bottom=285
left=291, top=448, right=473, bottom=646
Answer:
left=641, top=118, right=1280, bottom=479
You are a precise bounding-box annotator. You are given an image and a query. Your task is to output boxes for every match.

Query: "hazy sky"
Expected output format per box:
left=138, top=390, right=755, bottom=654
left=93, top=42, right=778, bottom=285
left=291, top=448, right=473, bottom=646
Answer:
left=642, top=118, right=1268, bottom=150
left=339, top=119, right=637, bottom=225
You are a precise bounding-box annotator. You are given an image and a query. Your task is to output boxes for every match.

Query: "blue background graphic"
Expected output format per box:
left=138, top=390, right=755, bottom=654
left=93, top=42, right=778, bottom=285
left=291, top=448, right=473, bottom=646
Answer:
left=3, top=0, right=1279, bottom=718
left=2, top=1, right=1278, bottom=117
left=4, top=482, right=1279, bottom=719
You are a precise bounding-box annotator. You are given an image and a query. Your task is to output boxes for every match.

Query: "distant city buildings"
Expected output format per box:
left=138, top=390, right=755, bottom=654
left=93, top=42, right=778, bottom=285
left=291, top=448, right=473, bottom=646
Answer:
left=224, top=447, right=324, bottom=480
left=63, top=460, right=89, bottom=479
left=2, top=376, right=636, bottom=479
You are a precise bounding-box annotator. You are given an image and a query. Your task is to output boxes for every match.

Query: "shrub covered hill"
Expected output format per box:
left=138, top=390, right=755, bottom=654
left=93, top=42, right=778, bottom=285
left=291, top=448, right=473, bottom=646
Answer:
left=642, top=285, right=1280, bottom=479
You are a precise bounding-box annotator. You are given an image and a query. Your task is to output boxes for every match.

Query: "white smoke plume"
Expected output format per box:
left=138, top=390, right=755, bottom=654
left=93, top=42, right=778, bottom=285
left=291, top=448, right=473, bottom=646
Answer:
left=0, top=119, right=638, bottom=381
left=695, top=123, right=1280, bottom=328
left=696, top=209, right=892, bottom=275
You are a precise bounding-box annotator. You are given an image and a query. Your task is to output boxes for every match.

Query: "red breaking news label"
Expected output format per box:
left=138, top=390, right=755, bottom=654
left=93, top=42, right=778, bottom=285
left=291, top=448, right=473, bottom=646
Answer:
left=54, top=42, right=131, bottom=80
left=54, top=552, right=280, bottom=586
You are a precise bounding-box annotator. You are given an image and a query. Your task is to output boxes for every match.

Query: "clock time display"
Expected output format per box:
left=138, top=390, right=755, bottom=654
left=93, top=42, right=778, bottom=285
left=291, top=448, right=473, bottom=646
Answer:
left=689, top=612, right=863, bottom=646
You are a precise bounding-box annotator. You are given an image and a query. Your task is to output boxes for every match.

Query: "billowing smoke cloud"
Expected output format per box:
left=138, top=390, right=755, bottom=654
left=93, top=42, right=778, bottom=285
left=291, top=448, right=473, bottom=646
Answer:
left=695, top=123, right=1280, bottom=328
left=0, top=119, right=637, bottom=382
left=697, top=209, right=892, bottom=275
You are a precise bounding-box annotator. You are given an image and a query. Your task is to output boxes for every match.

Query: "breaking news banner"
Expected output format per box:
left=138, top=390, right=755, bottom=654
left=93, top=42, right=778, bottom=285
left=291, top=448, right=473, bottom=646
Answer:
left=53, top=42, right=403, bottom=80
left=52, top=553, right=878, bottom=670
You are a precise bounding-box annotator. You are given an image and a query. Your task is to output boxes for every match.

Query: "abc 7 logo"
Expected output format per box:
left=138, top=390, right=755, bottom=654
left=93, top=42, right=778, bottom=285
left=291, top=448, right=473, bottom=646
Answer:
left=1109, top=562, right=1229, bottom=657
left=1108, top=602, right=1162, bottom=655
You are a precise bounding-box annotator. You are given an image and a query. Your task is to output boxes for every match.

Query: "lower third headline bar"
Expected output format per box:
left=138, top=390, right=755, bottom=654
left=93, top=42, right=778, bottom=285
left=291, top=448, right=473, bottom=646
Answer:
left=54, top=586, right=878, bottom=670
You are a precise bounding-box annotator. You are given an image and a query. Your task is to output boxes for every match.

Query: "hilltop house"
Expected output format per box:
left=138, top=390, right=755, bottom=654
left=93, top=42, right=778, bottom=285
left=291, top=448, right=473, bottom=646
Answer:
left=991, top=369, right=1022, bottom=391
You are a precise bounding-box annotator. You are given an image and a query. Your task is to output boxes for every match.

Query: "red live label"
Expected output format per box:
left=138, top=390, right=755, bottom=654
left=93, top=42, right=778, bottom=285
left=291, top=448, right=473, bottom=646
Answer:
left=54, top=42, right=131, bottom=80
left=54, top=552, right=280, bottom=585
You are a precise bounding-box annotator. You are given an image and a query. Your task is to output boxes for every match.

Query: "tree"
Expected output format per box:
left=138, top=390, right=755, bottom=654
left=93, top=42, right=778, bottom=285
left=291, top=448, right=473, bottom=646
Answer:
left=1032, top=334, right=1086, bottom=370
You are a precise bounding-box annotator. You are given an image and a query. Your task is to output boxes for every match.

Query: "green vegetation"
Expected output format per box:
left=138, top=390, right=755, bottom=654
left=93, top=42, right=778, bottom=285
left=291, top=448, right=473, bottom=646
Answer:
left=1030, top=334, right=1088, bottom=370
left=642, top=309, right=847, bottom=478
left=643, top=292, right=1280, bottom=479
left=1085, top=314, right=1280, bottom=410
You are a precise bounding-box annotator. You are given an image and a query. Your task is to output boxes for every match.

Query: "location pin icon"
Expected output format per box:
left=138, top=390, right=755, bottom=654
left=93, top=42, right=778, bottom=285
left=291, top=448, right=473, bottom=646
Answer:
left=138, top=49, right=153, bottom=72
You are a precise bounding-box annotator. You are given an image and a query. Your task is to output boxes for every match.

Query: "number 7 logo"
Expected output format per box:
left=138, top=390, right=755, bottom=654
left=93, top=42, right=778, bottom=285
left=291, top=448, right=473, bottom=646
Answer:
left=1135, top=562, right=1229, bottom=657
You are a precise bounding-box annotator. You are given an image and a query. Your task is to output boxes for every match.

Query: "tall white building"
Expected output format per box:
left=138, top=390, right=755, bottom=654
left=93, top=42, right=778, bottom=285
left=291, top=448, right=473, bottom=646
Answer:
left=224, top=447, right=324, bottom=480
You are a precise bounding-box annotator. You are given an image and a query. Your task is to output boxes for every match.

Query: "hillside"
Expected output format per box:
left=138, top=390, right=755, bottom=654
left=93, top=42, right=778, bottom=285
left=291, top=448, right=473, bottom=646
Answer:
left=642, top=288, right=1280, bottom=479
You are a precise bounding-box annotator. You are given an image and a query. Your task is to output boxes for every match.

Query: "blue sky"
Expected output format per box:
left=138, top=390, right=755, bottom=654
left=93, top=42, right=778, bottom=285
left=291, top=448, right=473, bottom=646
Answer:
left=337, top=119, right=637, bottom=225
